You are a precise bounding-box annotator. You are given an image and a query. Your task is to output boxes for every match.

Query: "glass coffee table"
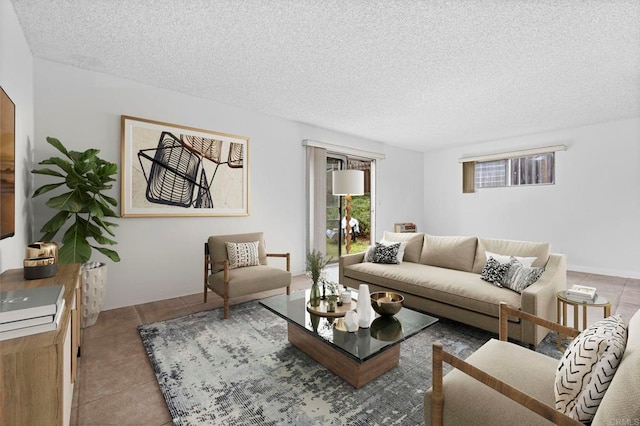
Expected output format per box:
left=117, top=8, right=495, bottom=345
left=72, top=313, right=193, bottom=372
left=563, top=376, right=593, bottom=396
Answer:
left=260, top=288, right=438, bottom=388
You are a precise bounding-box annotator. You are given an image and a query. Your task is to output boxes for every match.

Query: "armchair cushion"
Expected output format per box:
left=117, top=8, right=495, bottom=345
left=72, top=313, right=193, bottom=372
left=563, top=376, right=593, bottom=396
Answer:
left=225, top=241, right=260, bottom=269
left=555, top=314, right=627, bottom=422
left=208, top=265, right=291, bottom=298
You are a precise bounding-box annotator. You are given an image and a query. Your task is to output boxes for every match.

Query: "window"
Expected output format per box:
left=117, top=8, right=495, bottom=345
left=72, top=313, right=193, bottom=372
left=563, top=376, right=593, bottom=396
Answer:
left=463, top=152, right=556, bottom=193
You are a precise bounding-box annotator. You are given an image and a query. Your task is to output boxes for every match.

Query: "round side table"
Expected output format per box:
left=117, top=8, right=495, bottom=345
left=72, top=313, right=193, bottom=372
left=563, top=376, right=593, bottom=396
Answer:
left=556, top=290, right=611, bottom=349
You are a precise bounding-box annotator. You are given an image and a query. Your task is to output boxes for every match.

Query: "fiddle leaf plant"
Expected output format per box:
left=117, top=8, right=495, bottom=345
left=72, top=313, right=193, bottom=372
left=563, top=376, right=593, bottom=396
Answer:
left=31, top=137, right=120, bottom=264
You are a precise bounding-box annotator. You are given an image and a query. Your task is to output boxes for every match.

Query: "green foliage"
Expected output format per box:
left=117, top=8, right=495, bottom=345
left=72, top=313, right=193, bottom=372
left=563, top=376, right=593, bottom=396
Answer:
left=305, top=249, right=332, bottom=284
left=32, top=137, right=120, bottom=264
left=350, top=194, right=370, bottom=236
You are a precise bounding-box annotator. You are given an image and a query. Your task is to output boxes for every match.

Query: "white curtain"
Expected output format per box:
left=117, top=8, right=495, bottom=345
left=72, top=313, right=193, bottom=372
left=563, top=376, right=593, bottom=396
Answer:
left=305, top=146, right=327, bottom=255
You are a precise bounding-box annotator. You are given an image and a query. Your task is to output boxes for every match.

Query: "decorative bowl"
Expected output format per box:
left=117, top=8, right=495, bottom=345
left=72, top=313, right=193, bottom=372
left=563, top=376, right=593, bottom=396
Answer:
left=370, top=291, right=404, bottom=316
left=369, top=316, right=403, bottom=341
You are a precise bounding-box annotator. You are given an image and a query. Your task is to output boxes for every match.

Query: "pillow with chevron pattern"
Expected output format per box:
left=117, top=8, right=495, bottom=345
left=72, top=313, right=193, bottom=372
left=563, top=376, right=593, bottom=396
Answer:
left=555, top=314, right=628, bottom=422
left=225, top=241, right=260, bottom=269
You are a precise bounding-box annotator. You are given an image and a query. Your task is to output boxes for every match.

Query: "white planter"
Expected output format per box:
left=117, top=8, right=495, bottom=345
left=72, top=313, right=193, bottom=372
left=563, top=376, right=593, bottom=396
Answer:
left=81, top=262, right=107, bottom=328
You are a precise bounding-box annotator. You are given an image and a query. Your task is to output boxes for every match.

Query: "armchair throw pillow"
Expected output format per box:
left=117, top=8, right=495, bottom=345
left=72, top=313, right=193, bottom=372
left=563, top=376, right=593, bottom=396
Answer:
left=555, top=315, right=627, bottom=423
left=225, top=241, right=260, bottom=269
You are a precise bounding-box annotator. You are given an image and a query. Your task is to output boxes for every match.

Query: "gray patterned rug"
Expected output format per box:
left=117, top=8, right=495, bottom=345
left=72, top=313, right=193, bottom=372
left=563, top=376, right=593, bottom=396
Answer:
left=138, top=299, right=564, bottom=425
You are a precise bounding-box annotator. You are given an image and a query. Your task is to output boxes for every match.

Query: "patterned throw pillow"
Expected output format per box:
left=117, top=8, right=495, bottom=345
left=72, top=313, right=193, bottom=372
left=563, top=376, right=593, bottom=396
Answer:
left=364, top=240, right=408, bottom=263
left=481, top=256, right=513, bottom=287
left=555, top=315, right=627, bottom=422
left=225, top=241, right=260, bottom=269
left=501, top=259, right=544, bottom=293
left=372, top=242, right=401, bottom=264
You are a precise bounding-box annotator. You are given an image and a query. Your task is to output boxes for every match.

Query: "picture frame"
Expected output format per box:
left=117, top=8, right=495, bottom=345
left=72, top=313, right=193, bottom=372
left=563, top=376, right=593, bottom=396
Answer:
left=121, top=115, right=249, bottom=217
left=0, top=86, right=15, bottom=239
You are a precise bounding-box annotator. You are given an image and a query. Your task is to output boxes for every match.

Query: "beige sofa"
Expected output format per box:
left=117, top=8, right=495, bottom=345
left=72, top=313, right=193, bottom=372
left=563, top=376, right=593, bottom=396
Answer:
left=339, top=232, right=566, bottom=346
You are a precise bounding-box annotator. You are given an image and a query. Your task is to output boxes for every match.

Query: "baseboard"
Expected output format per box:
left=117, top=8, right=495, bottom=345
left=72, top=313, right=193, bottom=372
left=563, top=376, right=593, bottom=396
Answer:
left=568, top=265, right=640, bottom=280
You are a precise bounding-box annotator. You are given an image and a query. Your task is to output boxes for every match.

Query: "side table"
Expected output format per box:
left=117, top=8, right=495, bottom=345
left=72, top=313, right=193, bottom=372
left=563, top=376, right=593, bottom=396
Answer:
left=556, top=290, right=611, bottom=349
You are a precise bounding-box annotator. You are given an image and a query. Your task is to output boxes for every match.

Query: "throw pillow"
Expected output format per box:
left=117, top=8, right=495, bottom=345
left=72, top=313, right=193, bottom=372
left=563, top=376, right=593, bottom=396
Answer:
left=373, top=242, right=401, bottom=264
left=381, top=238, right=408, bottom=264
left=480, top=256, right=513, bottom=287
left=225, top=241, right=260, bottom=269
left=364, top=240, right=408, bottom=263
left=363, top=245, right=375, bottom=262
left=501, top=259, right=544, bottom=293
left=485, top=250, right=537, bottom=268
left=555, top=315, right=628, bottom=423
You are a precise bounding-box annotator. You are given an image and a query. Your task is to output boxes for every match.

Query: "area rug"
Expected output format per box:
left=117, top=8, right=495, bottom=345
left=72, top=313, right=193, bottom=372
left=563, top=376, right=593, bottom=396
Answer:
left=138, top=299, right=564, bottom=426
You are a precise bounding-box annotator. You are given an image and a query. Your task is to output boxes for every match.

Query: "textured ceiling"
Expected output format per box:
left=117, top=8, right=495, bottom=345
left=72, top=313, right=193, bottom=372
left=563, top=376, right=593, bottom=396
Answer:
left=10, top=0, right=640, bottom=151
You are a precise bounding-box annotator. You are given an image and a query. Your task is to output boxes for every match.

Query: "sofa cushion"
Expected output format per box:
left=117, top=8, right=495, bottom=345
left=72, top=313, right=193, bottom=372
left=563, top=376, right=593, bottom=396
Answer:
left=424, top=339, right=558, bottom=426
left=343, top=262, right=521, bottom=318
left=592, top=310, right=639, bottom=425
left=382, top=231, right=424, bottom=263
left=420, top=234, right=478, bottom=272
left=209, top=233, right=267, bottom=274
left=472, top=237, right=550, bottom=274
left=555, top=315, right=627, bottom=423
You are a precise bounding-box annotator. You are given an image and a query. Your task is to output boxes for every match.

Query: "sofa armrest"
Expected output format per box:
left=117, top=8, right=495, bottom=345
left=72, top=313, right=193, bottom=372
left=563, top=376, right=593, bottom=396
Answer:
left=339, top=252, right=366, bottom=283
left=519, top=253, right=566, bottom=345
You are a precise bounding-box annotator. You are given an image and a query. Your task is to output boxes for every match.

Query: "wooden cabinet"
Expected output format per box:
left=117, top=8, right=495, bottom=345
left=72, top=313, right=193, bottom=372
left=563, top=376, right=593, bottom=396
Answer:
left=0, top=263, right=82, bottom=426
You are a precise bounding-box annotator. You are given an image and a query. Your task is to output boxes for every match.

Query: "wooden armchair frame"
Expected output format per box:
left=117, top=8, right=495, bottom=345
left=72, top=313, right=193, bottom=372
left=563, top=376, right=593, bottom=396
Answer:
left=431, top=302, right=582, bottom=426
left=203, top=242, right=290, bottom=319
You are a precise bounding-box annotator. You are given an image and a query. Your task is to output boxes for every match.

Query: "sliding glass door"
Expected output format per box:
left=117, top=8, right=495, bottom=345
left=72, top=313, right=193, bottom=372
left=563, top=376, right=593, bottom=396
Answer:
left=325, top=155, right=373, bottom=262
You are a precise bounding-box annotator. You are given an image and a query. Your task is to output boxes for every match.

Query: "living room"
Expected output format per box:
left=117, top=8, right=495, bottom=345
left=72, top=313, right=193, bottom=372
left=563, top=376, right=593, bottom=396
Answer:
left=1, top=1, right=639, bottom=425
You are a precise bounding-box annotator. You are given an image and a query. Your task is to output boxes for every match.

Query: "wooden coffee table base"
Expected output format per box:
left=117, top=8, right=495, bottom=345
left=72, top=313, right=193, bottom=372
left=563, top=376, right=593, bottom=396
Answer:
left=287, top=323, right=400, bottom=388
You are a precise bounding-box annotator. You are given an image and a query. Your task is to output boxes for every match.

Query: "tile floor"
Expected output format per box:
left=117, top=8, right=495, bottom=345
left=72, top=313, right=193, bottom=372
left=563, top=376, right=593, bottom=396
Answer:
left=70, top=268, right=640, bottom=425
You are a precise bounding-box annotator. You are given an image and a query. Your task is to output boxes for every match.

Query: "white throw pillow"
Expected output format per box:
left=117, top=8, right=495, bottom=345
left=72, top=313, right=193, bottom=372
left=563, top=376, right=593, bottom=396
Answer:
left=225, top=241, right=260, bottom=269
left=555, top=315, right=627, bottom=422
left=485, top=250, right=536, bottom=267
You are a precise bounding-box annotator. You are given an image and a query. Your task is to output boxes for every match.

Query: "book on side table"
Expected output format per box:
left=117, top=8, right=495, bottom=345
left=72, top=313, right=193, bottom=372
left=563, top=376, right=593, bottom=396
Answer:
left=566, top=284, right=597, bottom=302
left=0, top=285, right=65, bottom=340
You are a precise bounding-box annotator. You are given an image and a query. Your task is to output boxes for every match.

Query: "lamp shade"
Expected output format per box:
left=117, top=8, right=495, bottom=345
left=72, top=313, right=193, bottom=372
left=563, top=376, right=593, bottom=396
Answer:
left=332, top=170, right=364, bottom=196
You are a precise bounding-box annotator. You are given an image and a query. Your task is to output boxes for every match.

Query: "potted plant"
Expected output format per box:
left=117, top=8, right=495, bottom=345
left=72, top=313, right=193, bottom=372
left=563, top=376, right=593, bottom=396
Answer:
left=305, top=249, right=332, bottom=307
left=32, top=137, right=120, bottom=327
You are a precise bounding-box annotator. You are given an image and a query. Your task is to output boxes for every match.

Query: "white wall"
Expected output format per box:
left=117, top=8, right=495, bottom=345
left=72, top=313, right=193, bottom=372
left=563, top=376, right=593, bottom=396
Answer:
left=424, top=118, right=640, bottom=278
left=0, top=0, right=34, bottom=272
left=32, top=59, right=424, bottom=309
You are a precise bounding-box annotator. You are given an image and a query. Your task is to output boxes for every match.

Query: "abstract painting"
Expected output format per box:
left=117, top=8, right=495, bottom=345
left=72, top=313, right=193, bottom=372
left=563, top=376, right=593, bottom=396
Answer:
left=121, top=116, right=249, bottom=217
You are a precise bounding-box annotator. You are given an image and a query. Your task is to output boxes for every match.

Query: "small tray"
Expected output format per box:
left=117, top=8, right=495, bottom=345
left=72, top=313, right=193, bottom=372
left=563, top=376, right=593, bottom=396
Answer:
left=306, top=298, right=356, bottom=318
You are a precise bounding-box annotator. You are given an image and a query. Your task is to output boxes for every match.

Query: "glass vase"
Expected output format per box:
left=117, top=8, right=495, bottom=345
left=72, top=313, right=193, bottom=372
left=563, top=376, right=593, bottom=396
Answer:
left=310, top=281, right=321, bottom=307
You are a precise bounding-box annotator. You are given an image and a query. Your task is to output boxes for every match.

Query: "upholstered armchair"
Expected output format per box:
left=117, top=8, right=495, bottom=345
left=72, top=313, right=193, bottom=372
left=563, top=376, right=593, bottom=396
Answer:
left=204, top=232, right=291, bottom=319
left=425, top=303, right=639, bottom=426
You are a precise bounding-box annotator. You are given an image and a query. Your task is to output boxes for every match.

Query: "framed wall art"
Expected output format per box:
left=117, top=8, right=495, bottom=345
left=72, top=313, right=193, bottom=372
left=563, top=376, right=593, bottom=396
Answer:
left=0, top=86, right=15, bottom=239
left=121, top=116, right=249, bottom=217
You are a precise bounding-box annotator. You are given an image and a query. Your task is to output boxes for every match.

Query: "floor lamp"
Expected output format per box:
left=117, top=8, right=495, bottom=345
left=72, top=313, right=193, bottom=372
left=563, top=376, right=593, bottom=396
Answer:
left=332, top=169, right=364, bottom=254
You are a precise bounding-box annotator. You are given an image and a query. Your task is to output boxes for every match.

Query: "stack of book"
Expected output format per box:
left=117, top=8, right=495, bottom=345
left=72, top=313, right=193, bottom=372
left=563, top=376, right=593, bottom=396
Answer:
left=566, top=284, right=597, bottom=302
left=0, top=285, right=65, bottom=341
